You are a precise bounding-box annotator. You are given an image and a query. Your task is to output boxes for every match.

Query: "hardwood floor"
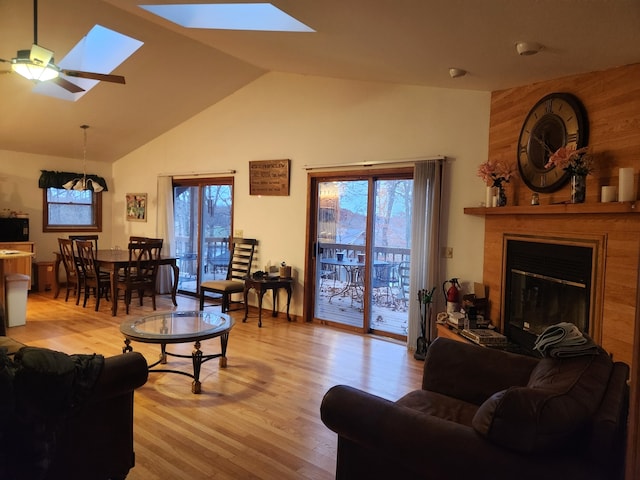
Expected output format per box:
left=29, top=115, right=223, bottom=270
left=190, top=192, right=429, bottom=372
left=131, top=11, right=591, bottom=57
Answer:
left=11, top=291, right=423, bottom=479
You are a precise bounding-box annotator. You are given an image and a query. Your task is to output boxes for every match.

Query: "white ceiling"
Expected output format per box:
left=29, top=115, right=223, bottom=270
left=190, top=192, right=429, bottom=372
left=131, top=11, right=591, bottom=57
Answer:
left=1, top=0, right=639, bottom=163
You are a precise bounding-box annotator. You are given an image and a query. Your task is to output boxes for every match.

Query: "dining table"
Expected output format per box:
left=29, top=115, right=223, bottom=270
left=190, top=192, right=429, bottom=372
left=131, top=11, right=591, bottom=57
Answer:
left=53, top=249, right=179, bottom=316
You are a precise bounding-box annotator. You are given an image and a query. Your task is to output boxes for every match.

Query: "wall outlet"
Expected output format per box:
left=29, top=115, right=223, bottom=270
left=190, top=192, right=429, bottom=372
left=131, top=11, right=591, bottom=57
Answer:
left=443, top=246, right=453, bottom=259
left=234, top=229, right=243, bottom=238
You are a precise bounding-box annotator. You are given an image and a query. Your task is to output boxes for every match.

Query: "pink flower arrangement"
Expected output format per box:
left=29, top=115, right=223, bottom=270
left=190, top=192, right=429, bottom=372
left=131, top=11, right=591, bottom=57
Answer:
left=545, top=145, right=592, bottom=176
left=477, top=160, right=514, bottom=187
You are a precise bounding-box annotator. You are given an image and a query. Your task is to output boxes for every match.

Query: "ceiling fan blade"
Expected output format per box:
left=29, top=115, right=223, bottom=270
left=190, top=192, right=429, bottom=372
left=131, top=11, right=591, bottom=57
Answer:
left=52, top=76, right=85, bottom=93
left=61, top=69, right=126, bottom=84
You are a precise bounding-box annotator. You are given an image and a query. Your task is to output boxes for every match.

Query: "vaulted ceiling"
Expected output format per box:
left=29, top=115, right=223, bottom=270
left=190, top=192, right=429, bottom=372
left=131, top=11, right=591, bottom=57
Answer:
left=1, top=0, right=639, bottom=163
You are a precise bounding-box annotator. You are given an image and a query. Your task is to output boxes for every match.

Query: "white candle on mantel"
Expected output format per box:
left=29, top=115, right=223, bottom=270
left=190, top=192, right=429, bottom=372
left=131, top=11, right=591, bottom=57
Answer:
left=485, top=186, right=494, bottom=208
left=601, top=186, right=617, bottom=203
left=619, top=168, right=635, bottom=202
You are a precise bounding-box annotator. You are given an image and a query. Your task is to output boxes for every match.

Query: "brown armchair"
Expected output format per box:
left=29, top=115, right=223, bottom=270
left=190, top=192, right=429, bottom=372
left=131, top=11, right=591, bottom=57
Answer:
left=0, top=345, right=148, bottom=480
left=320, top=337, right=629, bottom=480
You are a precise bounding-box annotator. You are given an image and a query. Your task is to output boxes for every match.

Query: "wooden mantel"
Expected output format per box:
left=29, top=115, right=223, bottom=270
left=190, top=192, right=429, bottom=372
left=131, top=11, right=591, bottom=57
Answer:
left=464, top=201, right=639, bottom=216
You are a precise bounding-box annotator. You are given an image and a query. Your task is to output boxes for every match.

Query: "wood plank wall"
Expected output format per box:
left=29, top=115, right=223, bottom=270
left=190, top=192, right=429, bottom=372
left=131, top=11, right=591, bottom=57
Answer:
left=483, top=62, right=640, bottom=480
left=489, top=63, right=640, bottom=207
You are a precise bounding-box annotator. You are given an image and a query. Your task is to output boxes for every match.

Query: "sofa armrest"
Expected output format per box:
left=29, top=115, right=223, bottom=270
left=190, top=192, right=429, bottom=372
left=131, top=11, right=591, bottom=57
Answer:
left=90, top=352, right=148, bottom=401
left=422, top=337, right=539, bottom=405
left=321, top=384, right=489, bottom=477
left=320, top=384, right=605, bottom=480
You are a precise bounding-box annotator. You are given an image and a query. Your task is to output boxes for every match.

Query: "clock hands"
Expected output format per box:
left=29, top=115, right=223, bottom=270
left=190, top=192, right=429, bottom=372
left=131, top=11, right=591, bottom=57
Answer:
left=531, top=133, right=555, bottom=155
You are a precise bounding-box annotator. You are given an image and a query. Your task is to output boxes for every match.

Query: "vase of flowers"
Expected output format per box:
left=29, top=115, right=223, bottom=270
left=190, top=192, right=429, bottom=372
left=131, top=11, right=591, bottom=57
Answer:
left=477, top=160, right=514, bottom=206
left=545, top=145, right=592, bottom=204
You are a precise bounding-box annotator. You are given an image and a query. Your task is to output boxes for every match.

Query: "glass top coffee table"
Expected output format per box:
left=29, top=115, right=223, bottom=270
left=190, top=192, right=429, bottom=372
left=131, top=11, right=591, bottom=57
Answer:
left=120, top=310, right=234, bottom=394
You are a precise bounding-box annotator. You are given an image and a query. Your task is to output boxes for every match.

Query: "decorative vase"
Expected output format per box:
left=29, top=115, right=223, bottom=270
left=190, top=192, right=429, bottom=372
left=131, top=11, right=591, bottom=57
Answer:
left=571, top=174, right=586, bottom=203
left=496, top=183, right=507, bottom=207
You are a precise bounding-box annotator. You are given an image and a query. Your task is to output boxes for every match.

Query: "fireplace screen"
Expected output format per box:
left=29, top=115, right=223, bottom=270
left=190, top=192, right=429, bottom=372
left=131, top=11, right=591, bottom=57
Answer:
left=508, top=269, right=588, bottom=335
left=504, top=239, right=592, bottom=355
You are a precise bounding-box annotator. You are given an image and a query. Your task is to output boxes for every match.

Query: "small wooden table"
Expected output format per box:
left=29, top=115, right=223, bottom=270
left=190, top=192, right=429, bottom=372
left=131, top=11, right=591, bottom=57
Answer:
left=243, top=276, right=293, bottom=327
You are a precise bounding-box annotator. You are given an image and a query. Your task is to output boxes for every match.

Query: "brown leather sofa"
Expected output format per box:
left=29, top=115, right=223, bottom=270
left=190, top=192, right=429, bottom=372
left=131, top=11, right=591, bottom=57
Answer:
left=321, top=336, right=629, bottom=480
left=0, top=337, right=148, bottom=480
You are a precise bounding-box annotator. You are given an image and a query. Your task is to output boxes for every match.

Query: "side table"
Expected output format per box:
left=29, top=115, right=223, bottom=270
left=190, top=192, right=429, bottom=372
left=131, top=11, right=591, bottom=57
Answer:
left=243, top=276, right=293, bottom=327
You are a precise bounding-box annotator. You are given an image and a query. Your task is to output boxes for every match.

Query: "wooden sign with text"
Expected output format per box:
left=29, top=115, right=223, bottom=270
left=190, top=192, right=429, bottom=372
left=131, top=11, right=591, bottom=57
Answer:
left=249, top=159, right=291, bottom=196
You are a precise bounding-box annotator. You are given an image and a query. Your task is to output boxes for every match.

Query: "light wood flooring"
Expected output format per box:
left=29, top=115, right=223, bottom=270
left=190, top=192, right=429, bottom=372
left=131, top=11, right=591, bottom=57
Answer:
left=10, top=291, right=423, bottom=480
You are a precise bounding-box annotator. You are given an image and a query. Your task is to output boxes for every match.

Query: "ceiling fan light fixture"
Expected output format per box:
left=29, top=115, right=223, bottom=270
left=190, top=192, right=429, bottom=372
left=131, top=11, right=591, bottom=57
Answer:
left=11, top=49, right=59, bottom=81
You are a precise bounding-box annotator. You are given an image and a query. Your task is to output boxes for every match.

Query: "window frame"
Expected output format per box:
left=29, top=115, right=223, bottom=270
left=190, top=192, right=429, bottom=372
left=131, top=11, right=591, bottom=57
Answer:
left=42, top=187, right=103, bottom=233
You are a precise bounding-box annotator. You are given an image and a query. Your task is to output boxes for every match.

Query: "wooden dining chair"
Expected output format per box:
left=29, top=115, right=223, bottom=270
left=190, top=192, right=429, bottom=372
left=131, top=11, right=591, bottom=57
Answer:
left=115, top=239, right=163, bottom=315
left=199, top=238, right=257, bottom=312
left=75, top=239, right=111, bottom=311
left=58, top=237, right=82, bottom=304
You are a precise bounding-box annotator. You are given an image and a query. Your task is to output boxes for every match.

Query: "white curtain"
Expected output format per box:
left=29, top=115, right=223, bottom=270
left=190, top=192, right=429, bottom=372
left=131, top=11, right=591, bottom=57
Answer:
left=406, top=159, right=445, bottom=351
left=156, top=176, right=175, bottom=294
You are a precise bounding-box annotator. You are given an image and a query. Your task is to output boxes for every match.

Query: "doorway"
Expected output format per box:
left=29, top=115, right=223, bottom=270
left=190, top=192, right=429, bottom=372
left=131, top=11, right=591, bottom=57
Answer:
left=173, top=177, right=234, bottom=296
left=306, top=168, right=413, bottom=340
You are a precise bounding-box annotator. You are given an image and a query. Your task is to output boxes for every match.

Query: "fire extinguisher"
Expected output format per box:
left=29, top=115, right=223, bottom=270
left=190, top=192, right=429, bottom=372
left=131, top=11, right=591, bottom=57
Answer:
left=442, top=278, right=461, bottom=313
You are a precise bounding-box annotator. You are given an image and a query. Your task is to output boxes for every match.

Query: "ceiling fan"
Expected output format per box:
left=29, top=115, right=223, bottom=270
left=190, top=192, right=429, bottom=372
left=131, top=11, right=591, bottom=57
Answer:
left=0, top=0, right=125, bottom=93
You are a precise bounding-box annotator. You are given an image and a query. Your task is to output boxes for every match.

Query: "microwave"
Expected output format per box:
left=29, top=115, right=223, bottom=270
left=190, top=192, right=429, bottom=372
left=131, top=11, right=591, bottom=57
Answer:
left=0, top=218, right=29, bottom=242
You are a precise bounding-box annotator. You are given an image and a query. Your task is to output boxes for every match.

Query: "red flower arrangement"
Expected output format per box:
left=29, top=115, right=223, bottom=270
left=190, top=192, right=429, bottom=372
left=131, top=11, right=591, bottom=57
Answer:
left=477, top=160, right=514, bottom=187
left=544, top=145, right=592, bottom=176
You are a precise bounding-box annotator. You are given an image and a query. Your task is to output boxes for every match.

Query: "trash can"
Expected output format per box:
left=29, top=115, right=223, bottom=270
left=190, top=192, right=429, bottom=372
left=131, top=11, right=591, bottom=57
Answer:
left=6, top=273, right=29, bottom=327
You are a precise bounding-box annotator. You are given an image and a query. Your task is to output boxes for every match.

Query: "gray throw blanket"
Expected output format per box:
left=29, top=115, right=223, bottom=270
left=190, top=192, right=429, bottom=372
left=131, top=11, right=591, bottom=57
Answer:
left=533, top=322, right=600, bottom=358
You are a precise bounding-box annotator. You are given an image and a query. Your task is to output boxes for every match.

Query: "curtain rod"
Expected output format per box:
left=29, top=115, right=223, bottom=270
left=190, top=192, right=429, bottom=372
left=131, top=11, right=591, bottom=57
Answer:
left=303, top=156, right=447, bottom=170
left=158, top=170, right=236, bottom=178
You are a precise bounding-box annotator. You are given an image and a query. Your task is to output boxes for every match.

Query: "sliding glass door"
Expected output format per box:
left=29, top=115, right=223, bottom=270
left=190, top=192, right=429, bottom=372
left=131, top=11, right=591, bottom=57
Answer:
left=173, top=177, right=233, bottom=296
left=309, top=169, right=413, bottom=340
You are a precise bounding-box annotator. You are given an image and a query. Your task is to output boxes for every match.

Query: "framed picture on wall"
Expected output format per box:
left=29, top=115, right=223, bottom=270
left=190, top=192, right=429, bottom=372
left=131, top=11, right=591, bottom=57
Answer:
left=126, top=193, right=147, bottom=222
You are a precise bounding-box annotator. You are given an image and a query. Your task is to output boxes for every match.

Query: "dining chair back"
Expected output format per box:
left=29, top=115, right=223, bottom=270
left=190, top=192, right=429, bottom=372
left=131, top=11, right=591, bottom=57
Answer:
left=372, top=263, right=399, bottom=305
left=397, top=262, right=411, bottom=307
left=75, top=239, right=111, bottom=311
left=69, top=235, right=99, bottom=252
left=199, top=237, right=257, bottom=312
left=69, top=235, right=99, bottom=275
left=115, top=239, right=163, bottom=314
left=129, top=236, right=150, bottom=243
left=58, top=238, right=82, bottom=304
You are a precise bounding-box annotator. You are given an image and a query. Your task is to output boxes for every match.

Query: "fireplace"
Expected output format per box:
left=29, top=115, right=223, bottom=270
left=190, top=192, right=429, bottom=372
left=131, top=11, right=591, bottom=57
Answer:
left=502, top=235, right=601, bottom=356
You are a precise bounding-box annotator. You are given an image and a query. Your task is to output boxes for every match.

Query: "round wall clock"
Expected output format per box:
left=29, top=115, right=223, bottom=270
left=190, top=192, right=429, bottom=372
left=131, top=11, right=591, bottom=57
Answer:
left=517, top=92, right=589, bottom=193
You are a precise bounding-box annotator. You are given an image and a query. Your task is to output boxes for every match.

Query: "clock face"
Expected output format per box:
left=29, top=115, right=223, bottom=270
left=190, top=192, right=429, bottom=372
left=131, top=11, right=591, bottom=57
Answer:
left=517, top=93, right=589, bottom=193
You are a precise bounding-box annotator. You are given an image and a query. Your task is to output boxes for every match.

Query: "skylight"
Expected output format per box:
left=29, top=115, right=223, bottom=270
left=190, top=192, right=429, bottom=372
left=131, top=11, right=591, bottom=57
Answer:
left=34, top=25, right=143, bottom=101
left=140, top=3, right=314, bottom=32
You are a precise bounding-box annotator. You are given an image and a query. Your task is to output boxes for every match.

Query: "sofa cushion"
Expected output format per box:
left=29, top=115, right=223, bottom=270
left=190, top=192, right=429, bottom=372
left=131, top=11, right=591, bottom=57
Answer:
left=397, top=390, right=479, bottom=427
left=472, top=349, right=613, bottom=453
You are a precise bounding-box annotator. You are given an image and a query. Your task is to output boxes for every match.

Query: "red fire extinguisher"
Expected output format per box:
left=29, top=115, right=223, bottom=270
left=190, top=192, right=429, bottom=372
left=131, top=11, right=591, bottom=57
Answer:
left=442, top=278, right=461, bottom=313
